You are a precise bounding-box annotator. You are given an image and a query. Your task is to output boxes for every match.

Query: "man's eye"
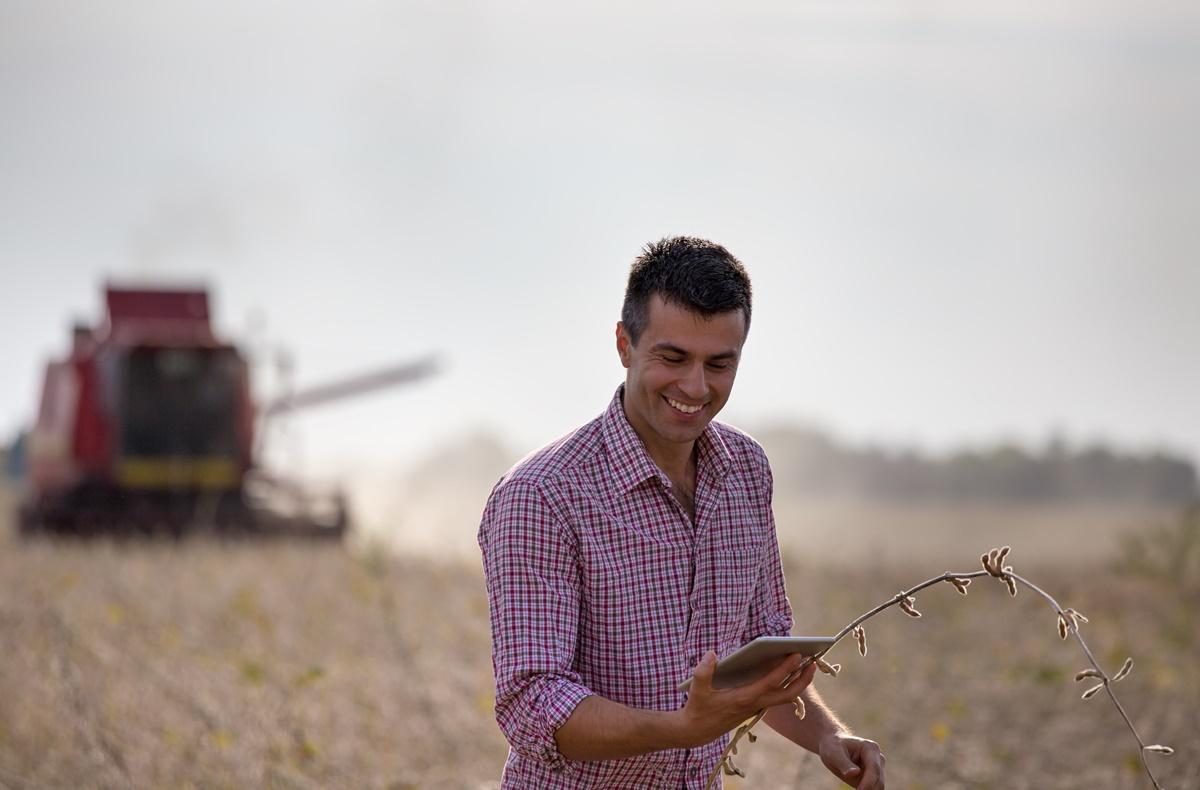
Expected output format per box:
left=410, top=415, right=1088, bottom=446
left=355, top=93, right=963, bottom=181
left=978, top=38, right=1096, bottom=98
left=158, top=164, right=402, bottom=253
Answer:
left=662, top=357, right=685, bottom=365
left=707, top=361, right=733, bottom=372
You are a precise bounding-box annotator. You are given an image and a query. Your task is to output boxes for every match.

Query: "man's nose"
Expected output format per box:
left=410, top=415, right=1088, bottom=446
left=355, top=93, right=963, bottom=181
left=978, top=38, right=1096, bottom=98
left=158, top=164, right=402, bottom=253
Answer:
left=679, top=362, right=707, bottom=399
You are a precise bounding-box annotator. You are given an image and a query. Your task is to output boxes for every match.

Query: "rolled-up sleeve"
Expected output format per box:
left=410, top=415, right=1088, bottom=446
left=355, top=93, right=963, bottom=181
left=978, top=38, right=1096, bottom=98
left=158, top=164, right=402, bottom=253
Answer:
left=741, top=462, right=794, bottom=643
left=478, top=478, right=593, bottom=772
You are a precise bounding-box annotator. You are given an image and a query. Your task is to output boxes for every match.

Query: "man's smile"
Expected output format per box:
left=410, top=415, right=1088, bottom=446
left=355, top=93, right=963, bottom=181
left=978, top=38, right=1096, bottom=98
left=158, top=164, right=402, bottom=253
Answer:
left=664, top=396, right=704, bottom=415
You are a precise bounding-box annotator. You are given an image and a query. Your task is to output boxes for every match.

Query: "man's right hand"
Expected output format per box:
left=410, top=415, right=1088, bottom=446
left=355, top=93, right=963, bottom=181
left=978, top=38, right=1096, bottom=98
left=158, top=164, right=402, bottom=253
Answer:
left=674, top=650, right=818, bottom=748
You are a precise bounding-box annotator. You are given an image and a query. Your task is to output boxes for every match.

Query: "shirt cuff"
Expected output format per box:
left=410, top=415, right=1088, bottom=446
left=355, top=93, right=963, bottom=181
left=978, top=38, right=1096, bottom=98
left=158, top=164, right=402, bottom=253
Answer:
left=501, top=676, right=593, bottom=772
left=760, top=610, right=794, bottom=639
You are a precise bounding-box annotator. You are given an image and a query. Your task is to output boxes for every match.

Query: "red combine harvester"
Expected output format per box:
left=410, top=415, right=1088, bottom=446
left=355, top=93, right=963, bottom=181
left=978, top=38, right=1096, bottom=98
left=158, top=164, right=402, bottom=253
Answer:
left=18, top=285, right=435, bottom=538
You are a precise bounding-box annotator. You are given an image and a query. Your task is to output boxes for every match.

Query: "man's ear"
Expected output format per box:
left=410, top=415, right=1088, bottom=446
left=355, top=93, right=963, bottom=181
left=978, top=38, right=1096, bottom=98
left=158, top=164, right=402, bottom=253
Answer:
left=615, top=322, right=632, bottom=369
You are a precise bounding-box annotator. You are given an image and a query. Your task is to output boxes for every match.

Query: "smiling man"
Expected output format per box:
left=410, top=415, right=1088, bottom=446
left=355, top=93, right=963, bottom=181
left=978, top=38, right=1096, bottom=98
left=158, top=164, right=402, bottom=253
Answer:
left=478, top=236, right=885, bottom=788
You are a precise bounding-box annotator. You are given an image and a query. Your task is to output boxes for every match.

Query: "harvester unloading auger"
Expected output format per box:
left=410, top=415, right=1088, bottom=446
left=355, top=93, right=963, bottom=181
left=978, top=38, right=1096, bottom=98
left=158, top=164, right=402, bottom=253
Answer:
left=15, top=285, right=437, bottom=538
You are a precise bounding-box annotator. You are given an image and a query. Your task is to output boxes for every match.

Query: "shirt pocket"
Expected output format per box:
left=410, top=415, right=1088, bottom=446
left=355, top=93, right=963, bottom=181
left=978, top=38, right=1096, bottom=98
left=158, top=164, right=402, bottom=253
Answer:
left=710, top=537, right=767, bottom=646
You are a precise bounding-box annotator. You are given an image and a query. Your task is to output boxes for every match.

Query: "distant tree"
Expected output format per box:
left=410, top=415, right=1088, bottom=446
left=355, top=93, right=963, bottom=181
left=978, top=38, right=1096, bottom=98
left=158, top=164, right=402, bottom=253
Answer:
left=758, top=426, right=1198, bottom=506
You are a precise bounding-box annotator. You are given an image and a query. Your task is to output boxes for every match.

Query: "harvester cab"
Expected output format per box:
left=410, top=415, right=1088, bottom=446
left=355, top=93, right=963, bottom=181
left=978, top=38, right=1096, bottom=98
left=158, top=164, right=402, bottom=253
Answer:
left=17, top=285, right=435, bottom=538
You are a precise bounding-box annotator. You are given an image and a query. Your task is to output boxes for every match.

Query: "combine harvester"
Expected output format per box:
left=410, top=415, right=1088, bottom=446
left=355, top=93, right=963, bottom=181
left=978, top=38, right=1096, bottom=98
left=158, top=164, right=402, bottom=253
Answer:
left=16, top=285, right=435, bottom=539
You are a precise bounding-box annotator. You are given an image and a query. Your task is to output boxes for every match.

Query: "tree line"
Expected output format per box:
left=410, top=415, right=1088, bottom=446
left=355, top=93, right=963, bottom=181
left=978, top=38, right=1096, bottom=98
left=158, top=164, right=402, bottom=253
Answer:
left=758, top=427, right=1197, bottom=505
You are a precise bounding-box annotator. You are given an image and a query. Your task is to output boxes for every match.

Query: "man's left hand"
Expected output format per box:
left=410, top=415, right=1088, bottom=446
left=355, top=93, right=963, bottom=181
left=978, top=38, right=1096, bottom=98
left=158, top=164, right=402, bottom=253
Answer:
left=818, top=732, right=885, bottom=789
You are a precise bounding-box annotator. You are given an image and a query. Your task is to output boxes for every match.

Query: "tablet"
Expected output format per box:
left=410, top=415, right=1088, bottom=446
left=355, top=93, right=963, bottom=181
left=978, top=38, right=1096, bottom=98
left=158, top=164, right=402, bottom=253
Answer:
left=676, top=636, right=836, bottom=692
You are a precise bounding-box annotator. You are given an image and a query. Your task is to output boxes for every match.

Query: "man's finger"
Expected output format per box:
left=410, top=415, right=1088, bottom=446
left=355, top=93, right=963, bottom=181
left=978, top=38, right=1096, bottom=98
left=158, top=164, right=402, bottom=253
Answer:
left=826, top=749, right=862, bottom=786
left=857, top=759, right=882, bottom=790
left=755, top=655, right=814, bottom=708
left=757, top=652, right=806, bottom=692
left=857, top=744, right=885, bottom=789
left=782, top=657, right=817, bottom=690
left=761, top=658, right=815, bottom=707
left=691, top=651, right=718, bottom=694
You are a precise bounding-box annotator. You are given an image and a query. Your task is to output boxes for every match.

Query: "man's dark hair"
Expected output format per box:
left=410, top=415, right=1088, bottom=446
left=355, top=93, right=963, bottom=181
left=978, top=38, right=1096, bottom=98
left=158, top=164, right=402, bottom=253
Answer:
left=621, top=236, right=752, bottom=345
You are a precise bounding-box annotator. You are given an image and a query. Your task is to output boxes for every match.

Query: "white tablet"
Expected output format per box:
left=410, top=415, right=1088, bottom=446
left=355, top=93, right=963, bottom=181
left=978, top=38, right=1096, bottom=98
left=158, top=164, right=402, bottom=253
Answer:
left=676, top=636, right=836, bottom=692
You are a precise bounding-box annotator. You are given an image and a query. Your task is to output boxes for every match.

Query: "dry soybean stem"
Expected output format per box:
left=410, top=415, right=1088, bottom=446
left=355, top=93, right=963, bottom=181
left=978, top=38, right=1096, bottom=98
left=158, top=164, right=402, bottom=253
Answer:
left=1007, top=570, right=1166, bottom=790
left=702, top=549, right=1169, bottom=790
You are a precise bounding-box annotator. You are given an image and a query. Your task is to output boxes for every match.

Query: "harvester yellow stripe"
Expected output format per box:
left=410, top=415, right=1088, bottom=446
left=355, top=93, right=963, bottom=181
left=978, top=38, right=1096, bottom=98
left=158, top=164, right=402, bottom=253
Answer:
left=115, top=458, right=240, bottom=489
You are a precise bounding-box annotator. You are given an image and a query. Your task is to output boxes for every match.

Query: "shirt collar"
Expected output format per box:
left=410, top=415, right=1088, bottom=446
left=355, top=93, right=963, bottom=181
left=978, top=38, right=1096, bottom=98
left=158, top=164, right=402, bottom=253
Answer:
left=601, top=385, right=733, bottom=492
left=696, top=415, right=733, bottom=482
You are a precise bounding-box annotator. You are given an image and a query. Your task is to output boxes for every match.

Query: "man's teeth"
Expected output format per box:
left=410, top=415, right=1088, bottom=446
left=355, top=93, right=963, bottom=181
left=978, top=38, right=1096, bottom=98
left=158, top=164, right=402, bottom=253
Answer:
left=666, top=398, right=703, bottom=414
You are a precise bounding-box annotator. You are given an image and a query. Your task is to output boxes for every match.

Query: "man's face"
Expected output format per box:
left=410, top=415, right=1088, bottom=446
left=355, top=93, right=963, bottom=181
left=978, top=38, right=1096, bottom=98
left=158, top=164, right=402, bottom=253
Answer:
left=616, top=294, right=747, bottom=456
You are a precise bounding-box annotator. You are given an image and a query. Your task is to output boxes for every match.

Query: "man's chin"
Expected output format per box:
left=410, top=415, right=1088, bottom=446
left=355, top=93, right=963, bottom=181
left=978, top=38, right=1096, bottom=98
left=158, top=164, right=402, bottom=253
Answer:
left=655, top=419, right=710, bottom=445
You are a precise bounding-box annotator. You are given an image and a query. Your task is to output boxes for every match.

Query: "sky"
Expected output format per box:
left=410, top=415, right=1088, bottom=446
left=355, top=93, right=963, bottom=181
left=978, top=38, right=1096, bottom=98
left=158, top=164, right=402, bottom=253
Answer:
left=2, top=0, right=1198, bottom=493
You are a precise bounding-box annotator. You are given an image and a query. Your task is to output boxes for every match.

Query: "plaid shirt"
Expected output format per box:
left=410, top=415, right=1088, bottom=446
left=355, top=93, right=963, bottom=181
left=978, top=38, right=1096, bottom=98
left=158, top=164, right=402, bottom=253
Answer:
left=478, top=386, right=793, bottom=789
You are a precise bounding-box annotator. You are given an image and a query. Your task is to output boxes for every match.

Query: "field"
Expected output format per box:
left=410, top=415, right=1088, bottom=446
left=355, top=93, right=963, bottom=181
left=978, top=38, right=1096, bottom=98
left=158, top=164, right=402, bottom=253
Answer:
left=0, top=483, right=1196, bottom=789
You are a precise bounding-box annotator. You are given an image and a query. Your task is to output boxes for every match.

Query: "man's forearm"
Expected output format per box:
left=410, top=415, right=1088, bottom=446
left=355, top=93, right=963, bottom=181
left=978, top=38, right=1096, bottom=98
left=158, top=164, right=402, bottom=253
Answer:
left=761, top=686, right=850, bottom=753
left=554, top=695, right=690, bottom=761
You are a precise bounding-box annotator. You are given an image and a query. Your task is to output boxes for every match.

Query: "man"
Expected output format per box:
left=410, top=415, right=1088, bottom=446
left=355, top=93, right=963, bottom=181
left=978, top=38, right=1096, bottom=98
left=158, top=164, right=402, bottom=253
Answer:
left=479, top=237, right=885, bottom=788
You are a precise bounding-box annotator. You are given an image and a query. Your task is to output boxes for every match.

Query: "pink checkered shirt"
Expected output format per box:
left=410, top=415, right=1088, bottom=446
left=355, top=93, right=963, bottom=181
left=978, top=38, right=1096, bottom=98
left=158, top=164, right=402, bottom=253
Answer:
left=478, top=386, right=793, bottom=789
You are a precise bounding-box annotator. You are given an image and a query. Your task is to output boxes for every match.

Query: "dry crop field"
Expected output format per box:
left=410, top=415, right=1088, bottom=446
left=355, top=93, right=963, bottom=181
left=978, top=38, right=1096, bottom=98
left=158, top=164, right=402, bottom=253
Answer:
left=0, top=485, right=1196, bottom=789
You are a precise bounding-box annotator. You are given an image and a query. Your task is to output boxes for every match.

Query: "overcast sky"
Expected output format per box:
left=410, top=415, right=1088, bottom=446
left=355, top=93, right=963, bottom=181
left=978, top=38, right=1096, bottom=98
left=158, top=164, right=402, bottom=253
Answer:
left=2, top=0, right=1198, bottom=488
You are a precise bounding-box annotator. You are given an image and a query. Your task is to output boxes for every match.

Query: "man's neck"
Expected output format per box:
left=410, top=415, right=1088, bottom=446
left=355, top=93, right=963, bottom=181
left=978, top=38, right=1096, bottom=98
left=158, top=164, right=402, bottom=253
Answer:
left=630, top=419, right=697, bottom=484
left=645, top=440, right=695, bottom=485
left=619, top=390, right=700, bottom=484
